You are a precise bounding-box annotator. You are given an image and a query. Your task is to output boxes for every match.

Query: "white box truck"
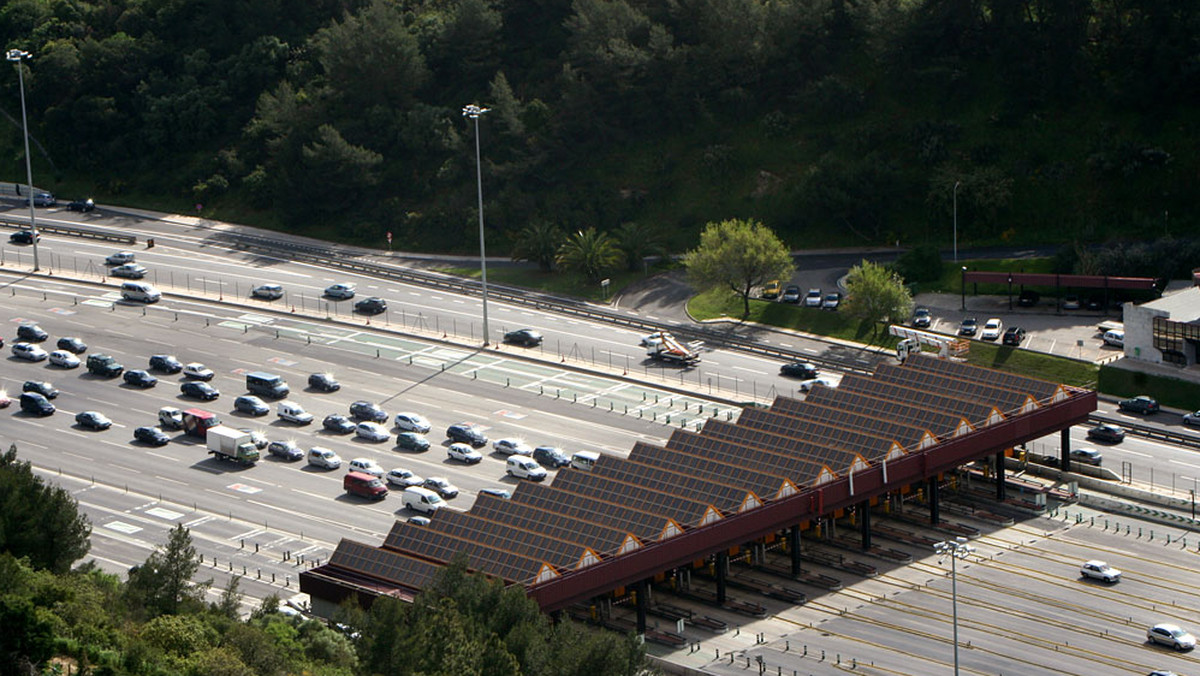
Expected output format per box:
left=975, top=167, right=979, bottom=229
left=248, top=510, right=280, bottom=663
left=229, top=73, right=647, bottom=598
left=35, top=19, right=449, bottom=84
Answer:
left=206, top=426, right=260, bottom=466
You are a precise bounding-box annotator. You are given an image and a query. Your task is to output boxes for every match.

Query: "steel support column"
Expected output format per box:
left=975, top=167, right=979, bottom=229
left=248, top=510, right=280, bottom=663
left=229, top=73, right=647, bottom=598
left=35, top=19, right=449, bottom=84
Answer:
left=789, top=526, right=802, bottom=576
left=995, top=451, right=1006, bottom=501
left=1061, top=428, right=1071, bottom=469
left=859, top=502, right=872, bottom=550
left=929, top=479, right=941, bottom=525
left=715, top=552, right=728, bottom=604
left=635, top=579, right=648, bottom=635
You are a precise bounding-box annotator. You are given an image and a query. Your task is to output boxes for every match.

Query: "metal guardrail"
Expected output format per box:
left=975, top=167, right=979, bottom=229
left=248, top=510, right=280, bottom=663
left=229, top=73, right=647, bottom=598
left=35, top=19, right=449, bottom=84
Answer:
left=1087, top=413, right=1200, bottom=449
left=220, top=232, right=878, bottom=375
left=1, top=216, right=136, bottom=244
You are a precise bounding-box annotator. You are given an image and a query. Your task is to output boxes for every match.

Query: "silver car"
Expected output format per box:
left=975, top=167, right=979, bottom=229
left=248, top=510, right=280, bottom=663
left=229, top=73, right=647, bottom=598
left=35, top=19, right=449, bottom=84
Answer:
left=324, top=283, right=356, bottom=299
left=355, top=422, right=390, bottom=443
left=12, top=342, right=48, bottom=361
left=251, top=284, right=284, bottom=300
left=1147, top=623, right=1195, bottom=651
left=49, top=350, right=81, bottom=368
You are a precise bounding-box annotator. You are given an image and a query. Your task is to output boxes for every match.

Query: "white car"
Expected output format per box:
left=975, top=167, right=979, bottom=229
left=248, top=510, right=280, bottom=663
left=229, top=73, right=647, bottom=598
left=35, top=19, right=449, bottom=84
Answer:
left=800, top=377, right=834, bottom=393
left=493, top=438, right=534, bottom=456
left=447, top=442, right=483, bottom=464
left=355, top=422, right=390, bottom=442
left=347, top=458, right=385, bottom=477
left=251, top=284, right=284, bottom=300
left=393, top=412, right=432, bottom=434
left=48, top=350, right=81, bottom=368
left=980, top=318, right=1003, bottom=340
left=1080, top=560, right=1120, bottom=583
left=11, top=342, right=48, bottom=361
left=183, top=362, right=215, bottom=380
left=324, top=283, right=356, bottom=299
left=1148, top=623, right=1196, bottom=651
left=804, top=288, right=823, bottom=307
left=105, top=251, right=136, bottom=266
left=385, top=468, right=423, bottom=487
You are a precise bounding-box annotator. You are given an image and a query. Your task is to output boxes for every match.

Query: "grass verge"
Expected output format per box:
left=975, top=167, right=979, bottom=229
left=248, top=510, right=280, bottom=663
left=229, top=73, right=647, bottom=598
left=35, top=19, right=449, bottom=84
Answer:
left=963, top=341, right=1098, bottom=388
left=688, top=289, right=899, bottom=349
left=1098, top=366, right=1200, bottom=410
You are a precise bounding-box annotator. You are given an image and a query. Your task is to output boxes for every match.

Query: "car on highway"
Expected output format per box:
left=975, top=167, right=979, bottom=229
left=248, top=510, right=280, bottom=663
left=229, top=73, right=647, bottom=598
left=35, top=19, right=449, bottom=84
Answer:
left=158, top=407, right=184, bottom=430
left=56, top=336, right=87, bottom=353
left=422, top=477, right=459, bottom=499
left=980, top=318, right=1003, bottom=340
left=182, top=362, right=215, bottom=380
left=780, top=362, right=819, bottom=379
left=640, top=331, right=669, bottom=347
left=251, top=284, right=284, bottom=300
left=324, top=283, right=356, bottom=299
left=1086, top=423, right=1125, bottom=443
left=1119, top=395, right=1159, bottom=415
left=349, top=401, right=387, bottom=422
left=238, top=429, right=269, bottom=450
left=68, top=197, right=95, bottom=212
left=133, top=426, right=171, bottom=446
left=1183, top=411, right=1200, bottom=427
left=122, top=369, right=158, bottom=388
left=19, top=392, right=54, bottom=416
left=234, top=395, right=270, bottom=416
left=533, top=446, right=570, bottom=469
left=386, top=468, right=423, bottom=488
left=347, top=458, right=385, bottom=477
left=1002, top=326, right=1026, bottom=346
left=27, top=191, right=56, bottom=207
left=49, top=350, right=81, bottom=368
left=1080, top=560, right=1121, bottom=582
left=355, top=421, right=390, bottom=442
left=958, top=317, right=978, bottom=336
left=307, top=447, right=342, bottom=470
left=23, top=380, right=59, bottom=399
left=395, top=432, right=431, bottom=452
left=149, top=354, right=183, bottom=373
left=447, top=443, right=483, bottom=464
left=267, top=440, right=303, bottom=461
left=761, top=280, right=781, bottom=299
left=1147, top=623, right=1195, bottom=651
left=75, top=411, right=113, bottom=430
left=447, top=422, right=488, bottom=447
left=803, top=288, right=823, bottom=307
left=1069, top=447, right=1103, bottom=465
left=912, top=307, right=932, bottom=328
left=105, top=251, right=136, bottom=266
left=322, top=414, right=356, bottom=434
left=9, top=229, right=39, bottom=244
left=12, top=342, right=48, bottom=361
left=354, top=296, right=387, bottom=314
left=180, top=381, right=219, bottom=401
left=0, top=392, right=11, bottom=408
left=17, top=324, right=48, bottom=342
left=392, top=412, right=431, bottom=434
left=110, top=263, right=148, bottom=279
left=493, top=438, right=533, bottom=456
left=800, top=377, right=834, bottom=393
left=822, top=293, right=841, bottom=310
left=308, top=372, right=340, bottom=392
left=780, top=285, right=802, bottom=303
left=503, top=328, right=544, bottom=347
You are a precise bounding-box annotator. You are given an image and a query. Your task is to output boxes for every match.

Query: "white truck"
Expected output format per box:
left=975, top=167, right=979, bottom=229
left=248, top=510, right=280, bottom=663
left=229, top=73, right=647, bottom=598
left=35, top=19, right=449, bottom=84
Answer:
left=277, top=401, right=314, bottom=425
left=206, top=426, right=260, bottom=466
left=646, top=332, right=701, bottom=366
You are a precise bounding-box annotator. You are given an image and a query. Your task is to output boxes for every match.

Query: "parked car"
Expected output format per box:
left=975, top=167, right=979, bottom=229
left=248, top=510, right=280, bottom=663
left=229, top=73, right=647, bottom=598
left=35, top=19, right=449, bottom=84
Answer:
left=980, top=318, right=1003, bottom=340
left=17, top=324, right=48, bottom=342
left=251, top=284, right=284, bottom=300
left=395, top=432, right=431, bottom=452
left=133, top=426, right=171, bottom=446
left=1069, top=447, right=1103, bottom=465
left=479, top=487, right=512, bottom=500
left=1087, top=423, right=1126, bottom=443
left=1147, top=623, right=1195, bottom=651
left=234, top=395, right=270, bottom=416
left=23, top=380, right=58, bottom=399
left=1002, top=326, right=1026, bottom=346
left=503, top=328, right=544, bottom=347
left=11, top=342, right=48, bottom=361
left=1102, top=329, right=1125, bottom=348
left=56, top=336, right=87, bottom=353
left=1017, top=290, right=1040, bottom=307
left=912, top=307, right=932, bottom=328
left=49, top=350, right=81, bottom=368
left=780, top=362, right=819, bottom=379
left=1080, top=560, right=1120, bottom=583
left=308, top=373, right=340, bottom=392
left=180, top=381, right=220, bottom=400
left=822, top=293, right=841, bottom=310
left=533, top=446, right=570, bottom=468
left=9, top=229, right=38, bottom=244
left=149, top=354, right=183, bottom=373
left=349, top=401, right=387, bottom=422
left=803, top=288, right=823, bottom=307
left=780, top=285, right=802, bottom=303
left=393, top=412, right=432, bottom=434
left=324, top=283, right=356, bottom=299
left=122, top=369, right=158, bottom=388
left=421, top=477, right=459, bottom=499
left=75, top=411, right=112, bottom=430
left=493, top=438, right=534, bottom=456
left=105, top=251, right=136, bottom=266
left=322, top=414, right=356, bottom=434
left=958, top=317, right=978, bottom=336
left=110, top=263, right=148, bottom=279
left=68, top=198, right=95, bottom=212
left=447, top=422, right=488, bottom=447
left=267, top=440, right=303, bottom=461
left=447, top=443, right=483, bottom=464
left=1061, top=295, right=1082, bottom=310
left=354, top=297, right=387, bottom=314
left=183, top=362, right=215, bottom=380
left=355, top=421, right=390, bottom=442
left=761, top=280, right=781, bottom=299
left=386, top=468, right=423, bottom=488
left=1119, top=395, right=1159, bottom=415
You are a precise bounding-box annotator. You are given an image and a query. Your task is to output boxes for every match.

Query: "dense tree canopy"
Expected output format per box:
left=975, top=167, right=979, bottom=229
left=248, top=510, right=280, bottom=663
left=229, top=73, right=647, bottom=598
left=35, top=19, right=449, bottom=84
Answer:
left=684, top=218, right=794, bottom=317
left=0, top=444, right=91, bottom=574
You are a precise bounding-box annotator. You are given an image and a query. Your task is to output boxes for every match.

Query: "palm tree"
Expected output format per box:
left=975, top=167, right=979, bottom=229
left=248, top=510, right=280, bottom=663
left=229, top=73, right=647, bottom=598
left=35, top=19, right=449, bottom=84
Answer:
left=613, top=221, right=667, bottom=272
left=555, top=228, right=623, bottom=282
left=510, top=220, right=565, bottom=272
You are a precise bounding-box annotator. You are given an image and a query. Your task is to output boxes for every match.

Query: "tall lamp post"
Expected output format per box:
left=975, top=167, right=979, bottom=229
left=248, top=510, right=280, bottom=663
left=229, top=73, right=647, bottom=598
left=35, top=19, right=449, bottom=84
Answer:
left=8, top=48, right=39, bottom=271
left=960, top=266, right=967, bottom=311
left=952, top=180, right=961, bottom=265
left=463, top=104, right=490, bottom=345
left=934, top=537, right=975, bottom=676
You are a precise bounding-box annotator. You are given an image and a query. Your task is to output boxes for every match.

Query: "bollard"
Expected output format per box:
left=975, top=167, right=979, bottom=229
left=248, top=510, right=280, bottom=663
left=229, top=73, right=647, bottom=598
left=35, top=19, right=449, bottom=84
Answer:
left=257, top=569, right=261, bottom=579
left=241, top=539, right=245, bottom=549
left=272, top=573, right=276, bottom=583
left=255, top=543, right=259, bottom=553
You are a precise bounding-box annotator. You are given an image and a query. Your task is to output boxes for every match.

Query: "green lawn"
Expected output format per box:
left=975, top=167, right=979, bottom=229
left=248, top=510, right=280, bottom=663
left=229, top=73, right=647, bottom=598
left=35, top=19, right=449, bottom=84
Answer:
left=688, top=289, right=899, bottom=348
left=963, top=341, right=1098, bottom=388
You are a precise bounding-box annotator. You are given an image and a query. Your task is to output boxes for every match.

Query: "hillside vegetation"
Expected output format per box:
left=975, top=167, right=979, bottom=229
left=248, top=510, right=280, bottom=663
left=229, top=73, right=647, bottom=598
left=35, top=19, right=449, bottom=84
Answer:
left=1, top=0, right=1196, bottom=254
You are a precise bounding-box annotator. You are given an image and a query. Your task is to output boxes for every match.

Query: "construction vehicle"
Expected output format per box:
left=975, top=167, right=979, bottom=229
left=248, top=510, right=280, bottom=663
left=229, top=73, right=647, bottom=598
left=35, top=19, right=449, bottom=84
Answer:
left=182, top=408, right=222, bottom=438
left=206, top=426, right=260, bottom=466
left=889, top=325, right=968, bottom=363
left=646, top=332, right=701, bottom=366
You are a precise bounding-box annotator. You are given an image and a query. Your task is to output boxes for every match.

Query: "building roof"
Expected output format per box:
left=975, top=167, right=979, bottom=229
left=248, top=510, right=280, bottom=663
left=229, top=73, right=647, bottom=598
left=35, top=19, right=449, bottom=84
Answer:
left=1141, top=286, right=1200, bottom=323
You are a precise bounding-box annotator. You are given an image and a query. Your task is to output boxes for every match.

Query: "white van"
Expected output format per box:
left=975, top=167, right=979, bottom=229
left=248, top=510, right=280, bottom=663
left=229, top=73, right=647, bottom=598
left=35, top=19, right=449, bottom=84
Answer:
left=307, top=447, right=342, bottom=470
left=506, top=456, right=547, bottom=482
left=402, top=486, right=444, bottom=514
left=277, top=401, right=314, bottom=425
left=571, top=450, right=600, bottom=471
left=1102, top=329, right=1124, bottom=348
left=121, top=281, right=161, bottom=303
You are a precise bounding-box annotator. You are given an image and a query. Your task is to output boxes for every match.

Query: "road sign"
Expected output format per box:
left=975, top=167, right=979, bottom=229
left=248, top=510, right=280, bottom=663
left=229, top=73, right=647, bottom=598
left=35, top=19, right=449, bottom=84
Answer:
left=386, top=231, right=393, bottom=243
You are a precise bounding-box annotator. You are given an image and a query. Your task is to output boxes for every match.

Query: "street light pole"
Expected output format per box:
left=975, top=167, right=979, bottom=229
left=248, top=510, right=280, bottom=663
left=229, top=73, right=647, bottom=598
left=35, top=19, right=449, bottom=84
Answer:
left=934, top=537, right=974, bottom=676
left=8, top=48, right=39, bottom=271
left=953, top=181, right=961, bottom=265
left=463, top=103, right=490, bottom=345
left=960, top=266, right=967, bottom=311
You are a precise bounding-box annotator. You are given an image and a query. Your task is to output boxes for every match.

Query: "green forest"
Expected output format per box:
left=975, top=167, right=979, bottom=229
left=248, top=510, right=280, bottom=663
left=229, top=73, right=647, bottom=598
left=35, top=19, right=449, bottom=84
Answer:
left=0, top=0, right=1196, bottom=254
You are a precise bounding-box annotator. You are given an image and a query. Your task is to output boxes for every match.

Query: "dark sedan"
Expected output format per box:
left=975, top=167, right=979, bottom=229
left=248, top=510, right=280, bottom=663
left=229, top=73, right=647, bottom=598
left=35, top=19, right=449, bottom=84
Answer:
left=308, top=372, right=340, bottom=392
left=1118, top=395, right=1159, bottom=415
left=122, top=369, right=158, bottom=388
left=180, top=381, right=220, bottom=401
left=322, top=414, right=357, bottom=434
left=23, top=380, right=59, bottom=399
left=75, top=411, right=113, bottom=430
left=503, top=328, right=544, bottom=347
left=149, top=354, right=184, bottom=373
left=447, top=422, right=488, bottom=447
left=354, top=297, right=388, bottom=315
left=9, top=230, right=39, bottom=244
left=17, top=324, right=48, bottom=342
left=133, top=426, right=171, bottom=446
left=780, top=362, right=819, bottom=379
left=67, top=198, right=95, bottom=212
left=349, top=400, right=387, bottom=422
left=1086, top=424, right=1126, bottom=443
left=56, top=336, right=87, bottom=353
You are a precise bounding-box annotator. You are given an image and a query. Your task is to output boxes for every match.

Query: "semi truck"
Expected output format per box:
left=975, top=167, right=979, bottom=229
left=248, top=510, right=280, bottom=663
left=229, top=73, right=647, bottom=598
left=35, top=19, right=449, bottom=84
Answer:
left=182, top=408, right=222, bottom=438
left=646, top=333, right=701, bottom=366
left=206, top=426, right=260, bottom=466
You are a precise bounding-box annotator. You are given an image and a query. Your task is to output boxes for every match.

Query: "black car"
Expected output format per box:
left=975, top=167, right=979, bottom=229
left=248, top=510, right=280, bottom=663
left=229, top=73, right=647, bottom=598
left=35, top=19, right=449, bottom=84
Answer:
left=308, top=372, right=340, bottom=392
left=149, top=354, right=184, bottom=373
left=23, top=380, right=59, bottom=399
left=1002, top=327, right=1026, bottom=346
left=1017, top=290, right=1040, bottom=307
left=67, top=198, right=95, bottom=212
left=447, top=422, right=488, bottom=447
left=533, top=446, right=570, bottom=469
left=780, top=362, right=819, bottom=379
left=322, top=414, right=356, bottom=434
left=75, top=411, right=113, bottom=430
left=349, top=400, right=387, bottom=422
left=17, top=324, right=48, bottom=342
left=395, top=432, right=431, bottom=452
left=1086, top=424, right=1125, bottom=443
left=122, top=369, right=158, bottom=388
left=958, top=318, right=978, bottom=336
left=1118, top=395, right=1159, bottom=415
left=56, top=336, right=87, bottom=353
left=19, top=392, right=54, bottom=416
left=9, top=230, right=39, bottom=244
left=267, top=440, right=303, bottom=461
left=180, top=381, right=220, bottom=401
left=133, top=426, right=171, bottom=446
left=503, top=328, right=544, bottom=347
left=354, top=297, right=388, bottom=315
left=234, top=395, right=270, bottom=416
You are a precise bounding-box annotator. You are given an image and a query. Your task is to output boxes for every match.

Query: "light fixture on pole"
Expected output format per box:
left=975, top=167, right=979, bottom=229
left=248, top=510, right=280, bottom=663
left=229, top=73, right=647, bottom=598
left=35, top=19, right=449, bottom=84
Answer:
left=8, top=48, right=39, bottom=272
left=952, top=180, right=961, bottom=265
left=960, top=266, right=967, bottom=311
left=934, top=537, right=975, bottom=676
left=463, top=103, right=490, bottom=345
